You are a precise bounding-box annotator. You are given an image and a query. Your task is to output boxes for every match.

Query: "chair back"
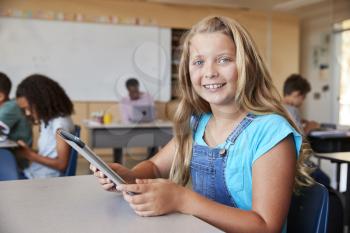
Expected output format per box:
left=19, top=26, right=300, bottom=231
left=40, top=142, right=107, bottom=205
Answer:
left=0, top=149, right=19, bottom=181
left=287, top=182, right=329, bottom=233
left=63, top=125, right=80, bottom=176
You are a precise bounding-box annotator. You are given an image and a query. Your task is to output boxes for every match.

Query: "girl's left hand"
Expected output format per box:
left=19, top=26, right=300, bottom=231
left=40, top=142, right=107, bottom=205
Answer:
left=17, top=140, right=35, bottom=160
left=118, top=178, right=185, bottom=217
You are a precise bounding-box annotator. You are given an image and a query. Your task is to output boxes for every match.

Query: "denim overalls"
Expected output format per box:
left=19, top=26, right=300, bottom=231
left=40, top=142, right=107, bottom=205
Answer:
left=190, top=113, right=255, bottom=207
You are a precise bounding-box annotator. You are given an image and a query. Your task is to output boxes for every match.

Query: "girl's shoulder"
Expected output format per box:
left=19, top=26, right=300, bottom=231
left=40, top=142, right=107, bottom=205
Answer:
left=247, top=113, right=302, bottom=162
left=248, top=113, right=299, bottom=136
left=51, top=116, right=74, bottom=132
left=252, top=113, right=291, bottom=127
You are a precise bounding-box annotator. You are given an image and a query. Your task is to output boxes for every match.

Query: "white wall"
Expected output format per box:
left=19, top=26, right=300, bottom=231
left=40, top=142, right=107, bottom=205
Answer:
left=298, top=0, right=350, bottom=191
left=299, top=3, right=333, bottom=123
left=299, top=0, right=350, bottom=124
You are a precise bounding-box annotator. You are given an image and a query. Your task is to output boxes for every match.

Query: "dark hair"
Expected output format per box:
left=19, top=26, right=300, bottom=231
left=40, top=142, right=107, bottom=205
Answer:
left=283, top=74, right=311, bottom=96
left=16, top=74, right=74, bottom=126
left=125, top=78, right=139, bottom=89
left=0, top=72, right=12, bottom=97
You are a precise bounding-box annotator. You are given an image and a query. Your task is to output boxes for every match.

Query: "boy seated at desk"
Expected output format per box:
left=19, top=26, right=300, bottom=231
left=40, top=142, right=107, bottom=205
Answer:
left=0, top=72, right=32, bottom=145
left=119, top=78, right=155, bottom=123
left=119, top=78, right=156, bottom=159
left=283, top=74, right=331, bottom=187
left=282, top=74, right=320, bottom=135
left=0, top=72, right=32, bottom=170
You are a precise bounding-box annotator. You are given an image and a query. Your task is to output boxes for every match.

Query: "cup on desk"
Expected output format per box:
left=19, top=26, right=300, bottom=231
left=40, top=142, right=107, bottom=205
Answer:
left=103, top=113, right=112, bottom=124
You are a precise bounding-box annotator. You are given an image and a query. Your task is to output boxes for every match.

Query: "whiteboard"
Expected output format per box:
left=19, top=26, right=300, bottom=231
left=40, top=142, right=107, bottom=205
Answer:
left=0, top=17, right=171, bottom=101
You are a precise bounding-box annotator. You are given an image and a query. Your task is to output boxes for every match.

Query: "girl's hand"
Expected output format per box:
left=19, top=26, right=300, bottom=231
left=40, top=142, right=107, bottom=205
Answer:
left=118, top=178, right=185, bottom=217
left=89, top=163, right=136, bottom=192
left=17, top=140, right=35, bottom=160
left=90, top=164, right=117, bottom=192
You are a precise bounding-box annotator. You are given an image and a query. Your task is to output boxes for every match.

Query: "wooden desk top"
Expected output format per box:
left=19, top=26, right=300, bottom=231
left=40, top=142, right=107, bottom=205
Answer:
left=0, top=175, right=221, bottom=233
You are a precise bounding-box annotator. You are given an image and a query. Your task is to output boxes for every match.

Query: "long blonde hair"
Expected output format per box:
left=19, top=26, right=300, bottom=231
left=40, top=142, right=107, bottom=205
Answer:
left=169, top=16, right=314, bottom=190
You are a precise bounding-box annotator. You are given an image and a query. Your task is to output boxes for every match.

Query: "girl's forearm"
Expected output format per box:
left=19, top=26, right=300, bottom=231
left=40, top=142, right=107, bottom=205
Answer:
left=178, top=189, right=278, bottom=233
left=131, top=160, right=162, bottom=179
left=30, top=152, right=66, bottom=171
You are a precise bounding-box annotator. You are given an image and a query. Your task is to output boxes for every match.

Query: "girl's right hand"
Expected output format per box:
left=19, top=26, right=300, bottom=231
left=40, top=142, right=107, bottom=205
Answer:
left=89, top=163, right=136, bottom=192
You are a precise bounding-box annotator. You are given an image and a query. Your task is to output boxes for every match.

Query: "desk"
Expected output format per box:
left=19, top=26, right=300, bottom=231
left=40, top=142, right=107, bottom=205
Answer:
left=315, top=152, right=350, bottom=228
left=308, top=130, right=350, bottom=152
left=0, top=175, right=221, bottom=233
left=0, top=139, right=17, bottom=148
left=85, top=121, right=173, bottom=163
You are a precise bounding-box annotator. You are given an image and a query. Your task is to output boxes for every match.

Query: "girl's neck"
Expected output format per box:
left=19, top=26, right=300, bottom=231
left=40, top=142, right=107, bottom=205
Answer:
left=210, top=105, right=246, bottom=126
left=204, top=106, right=247, bottom=147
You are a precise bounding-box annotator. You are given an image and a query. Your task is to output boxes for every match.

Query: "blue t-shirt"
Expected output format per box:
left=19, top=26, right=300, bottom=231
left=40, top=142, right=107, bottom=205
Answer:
left=193, top=113, right=302, bottom=210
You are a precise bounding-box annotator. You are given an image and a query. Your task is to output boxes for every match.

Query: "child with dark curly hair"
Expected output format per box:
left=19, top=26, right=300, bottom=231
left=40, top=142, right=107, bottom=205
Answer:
left=16, top=74, right=74, bottom=179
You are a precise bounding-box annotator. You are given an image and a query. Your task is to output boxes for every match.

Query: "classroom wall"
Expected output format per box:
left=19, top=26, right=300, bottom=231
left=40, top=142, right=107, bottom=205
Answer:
left=298, top=0, right=350, bottom=191
left=0, top=0, right=300, bottom=153
left=299, top=0, right=350, bottom=123
left=299, top=1, right=335, bottom=124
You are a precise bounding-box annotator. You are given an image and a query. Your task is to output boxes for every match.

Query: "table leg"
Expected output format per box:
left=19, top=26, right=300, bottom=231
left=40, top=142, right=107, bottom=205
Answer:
left=113, top=148, right=123, bottom=164
left=336, top=163, right=341, bottom=191
left=346, top=163, right=350, bottom=229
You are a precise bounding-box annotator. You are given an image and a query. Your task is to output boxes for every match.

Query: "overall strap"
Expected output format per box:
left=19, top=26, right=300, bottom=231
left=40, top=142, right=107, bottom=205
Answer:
left=190, top=114, right=202, bottom=135
left=226, top=113, right=255, bottom=144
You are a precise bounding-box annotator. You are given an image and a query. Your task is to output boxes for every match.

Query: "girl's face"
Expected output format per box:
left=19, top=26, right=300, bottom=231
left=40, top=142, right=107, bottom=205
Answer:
left=16, top=96, right=39, bottom=123
left=189, top=32, right=238, bottom=108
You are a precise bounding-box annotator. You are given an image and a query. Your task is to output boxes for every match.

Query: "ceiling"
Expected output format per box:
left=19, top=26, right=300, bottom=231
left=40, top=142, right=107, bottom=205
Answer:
left=145, top=0, right=326, bottom=12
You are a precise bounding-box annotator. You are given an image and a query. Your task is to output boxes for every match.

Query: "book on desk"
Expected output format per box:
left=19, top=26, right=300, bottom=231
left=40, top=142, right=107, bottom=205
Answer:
left=0, top=139, right=18, bottom=148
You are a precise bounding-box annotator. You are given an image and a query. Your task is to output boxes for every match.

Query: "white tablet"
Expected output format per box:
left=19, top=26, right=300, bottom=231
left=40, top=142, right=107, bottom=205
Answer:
left=57, top=129, right=128, bottom=186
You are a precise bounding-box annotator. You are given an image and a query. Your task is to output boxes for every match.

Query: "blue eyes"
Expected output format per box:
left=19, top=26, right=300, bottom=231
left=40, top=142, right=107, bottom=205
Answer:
left=192, top=57, right=231, bottom=66
left=218, top=57, right=231, bottom=64
left=193, top=60, right=204, bottom=66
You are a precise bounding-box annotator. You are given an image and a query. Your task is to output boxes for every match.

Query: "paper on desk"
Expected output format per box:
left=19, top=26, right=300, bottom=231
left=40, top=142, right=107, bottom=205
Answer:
left=309, top=130, right=350, bottom=137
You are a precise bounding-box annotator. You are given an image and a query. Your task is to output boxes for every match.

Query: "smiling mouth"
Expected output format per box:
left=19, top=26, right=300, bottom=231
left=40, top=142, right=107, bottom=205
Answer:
left=203, top=83, right=226, bottom=89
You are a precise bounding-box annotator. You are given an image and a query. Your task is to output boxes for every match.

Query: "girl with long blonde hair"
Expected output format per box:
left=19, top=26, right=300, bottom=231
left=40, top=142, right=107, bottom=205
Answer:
left=91, top=16, right=313, bottom=232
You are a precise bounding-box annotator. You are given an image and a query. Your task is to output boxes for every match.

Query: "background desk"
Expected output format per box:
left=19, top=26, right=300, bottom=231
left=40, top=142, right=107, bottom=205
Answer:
left=315, top=152, right=350, bottom=229
left=0, top=175, right=221, bottom=233
left=85, top=121, right=173, bottom=163
left=308, top=130, right=350, bottom=153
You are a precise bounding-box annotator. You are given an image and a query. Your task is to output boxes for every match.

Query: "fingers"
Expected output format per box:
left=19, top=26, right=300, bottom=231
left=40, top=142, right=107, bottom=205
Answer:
left=122, top=192, right=156, bottom=215
left=122, top=191, right=148, bottom=204
left=90, top=164, right=118, bottom=192
left=117, top=183, right=149, bottom=194
left=102, top=182, right=116, bottom=192
left=89, top=164, right=101, bottom=175
left=17, top=140, right=26, bottom=147
left=98, top=176, right=118, bottom=192
left=134, top=211, right=155, bottom=217
left=89, top=164, right=97, bottom=172
left=89, top=164, right=106, bottom=178
left=135, top=178, right=165, bottom=184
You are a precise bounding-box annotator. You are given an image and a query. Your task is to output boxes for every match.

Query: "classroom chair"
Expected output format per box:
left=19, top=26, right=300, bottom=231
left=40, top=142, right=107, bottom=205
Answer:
left=0, top=149, right=19, bottom=181
left=287, top=182, right=329, bottom=233
left=63, top=125, right=81, bottom=176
